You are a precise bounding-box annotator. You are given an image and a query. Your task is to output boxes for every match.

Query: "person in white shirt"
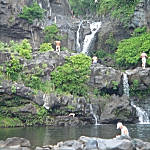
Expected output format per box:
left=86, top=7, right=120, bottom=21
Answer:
left=92, top=56, right=98, bottom=64
left=116, top=122, right=129, bottom=137
left=140, top=52, right=148, bottom=69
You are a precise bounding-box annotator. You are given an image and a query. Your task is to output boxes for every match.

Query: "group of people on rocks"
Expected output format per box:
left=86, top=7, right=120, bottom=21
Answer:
left=92, top=52, right=149, bottom=69
left=54, top=41, right=148, bottom=69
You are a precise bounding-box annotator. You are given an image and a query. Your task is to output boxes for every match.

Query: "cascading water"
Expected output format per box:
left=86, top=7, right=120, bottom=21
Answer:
left=123, top=73, right=130, bottom=97
left=43, top=94, right=50, bottom=110
left=82, top=21, right=102, bottom=55
left=89, top=104, right=100, bottom=125
left=123, top=73, right=150, bottom=124
left=131, top=102, right=150, bottom=124
left=76, top=21, right=83, bottom=52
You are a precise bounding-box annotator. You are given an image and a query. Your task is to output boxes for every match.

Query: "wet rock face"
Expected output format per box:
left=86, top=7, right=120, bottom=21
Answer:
left=126, top=67, right=150, bottom=91
left=89, top=64, right=123, bottom=95
left=99, top=95, right=136, bottom=124
left=131, top=0, right=150, bottom=28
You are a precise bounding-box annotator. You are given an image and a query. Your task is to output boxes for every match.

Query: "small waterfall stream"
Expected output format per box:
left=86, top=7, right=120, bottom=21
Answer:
left=82, top=21, right=101, bottom=55
left=123, top=73, right=150, bottom=124
left=90, top=104, right=100, bottom=125
left=76, top=21, right=83, bottom=52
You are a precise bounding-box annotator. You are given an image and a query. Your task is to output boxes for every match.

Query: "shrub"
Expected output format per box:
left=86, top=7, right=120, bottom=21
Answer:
left=10, top=39, right=32, bottom=59
left=19, top=2, right=45, bottom=24
left=51, top=54, right=92, bottom=96
left=39, top=43, right=54, bottom=52
left=6, top=56, right=23, bottom=81
left=115, top=31, right=150, bottom=68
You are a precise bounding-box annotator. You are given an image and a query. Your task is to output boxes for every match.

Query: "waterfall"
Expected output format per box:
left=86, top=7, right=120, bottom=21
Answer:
left=31, top=28, right=35, bottom=49
left=123, top=73, right=150, bottom=124
left=82, top=21, right=102, bottom=55
left=123, top=73, right=130, bottom=97
left=43, top=94, right=50, bottom=110
left=131, top=102, right=150, bottom=124
left=90, top=104, right=99, bottom=125
left=76, top=21, right=83, bottom=52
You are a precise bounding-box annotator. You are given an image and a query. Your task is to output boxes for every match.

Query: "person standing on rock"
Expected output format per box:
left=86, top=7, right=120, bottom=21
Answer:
left=55, top=41, right=61, bottom=54
left=116, top=122, right=129, bottom=137
left=140, top=52, right=148, bottom=69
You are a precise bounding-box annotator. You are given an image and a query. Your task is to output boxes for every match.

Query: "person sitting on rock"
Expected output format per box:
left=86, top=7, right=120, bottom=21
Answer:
left=116, top=122, right=129, bottom=137
left=92, top=56, right=98, bottom=64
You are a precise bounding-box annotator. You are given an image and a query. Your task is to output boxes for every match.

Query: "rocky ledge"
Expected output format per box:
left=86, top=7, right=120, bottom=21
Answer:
left=1, top=136, right=150, bottom=150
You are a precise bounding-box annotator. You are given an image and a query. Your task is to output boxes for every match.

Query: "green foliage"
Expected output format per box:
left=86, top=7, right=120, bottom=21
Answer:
left=132, top=27, right=147, bottom=37
left=96, top=0, right=139, bottom=27
left=95, top=49, right=107, bottom=59
left=68, top=0, right=96, bottom=16
left=22, top=74, right=53, bottom=93
left=51, top=54, right=92, bottom=96
left=115, top=30, right=150, bottom=68
left=112, top=81, right=119, bottom=90
left=44, top=24, right=62, bottom=43
left=0, top=116, right=23, bottom=127
left=0, top=41, right=7, bottom=51
left=11, top=85, right=17, bottom=94
left=10, top=39, right=32, bottom=59
left=105, top=33, right=118, bottom=52
left=19, top=2, right=45, bottom=24
left=39, top=43, right=54, bottom=52
left=6, top=56, right=23, bottom=81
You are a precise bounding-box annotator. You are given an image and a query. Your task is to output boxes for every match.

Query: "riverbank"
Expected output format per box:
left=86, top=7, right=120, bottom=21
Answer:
left=1, top=134, right=150, bottom=150
left=0, top=124, right=150, bottom=148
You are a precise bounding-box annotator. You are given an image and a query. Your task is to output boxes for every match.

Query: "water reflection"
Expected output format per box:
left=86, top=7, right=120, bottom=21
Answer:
left=0, top=124, right=150, bottom=147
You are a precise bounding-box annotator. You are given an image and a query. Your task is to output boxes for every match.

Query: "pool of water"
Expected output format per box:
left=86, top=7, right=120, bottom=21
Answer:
left=0, top=124, right=150, bottom=147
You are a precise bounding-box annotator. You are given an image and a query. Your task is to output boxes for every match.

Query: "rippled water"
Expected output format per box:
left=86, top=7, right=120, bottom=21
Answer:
left=0, top=124, right=150, bottom=147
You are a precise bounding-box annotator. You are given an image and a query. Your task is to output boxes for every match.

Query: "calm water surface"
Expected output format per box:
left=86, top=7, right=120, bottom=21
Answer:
left=0, top=124, right=150, bottom=147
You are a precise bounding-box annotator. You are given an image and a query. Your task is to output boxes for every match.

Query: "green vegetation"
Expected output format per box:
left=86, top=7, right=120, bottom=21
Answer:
left=97, top=0, right=139, bottom=27
left=69, top=0, right=139, bottom=27
left=105, top=32, right=118, bottom=52
left=39, top=43, right=54, bottom=52
left=68, top=0, right=96, bottom=16
left=115, top=27, right=150, bottom=68
left=44, top=24, right=62, bottom=43
left=6, top=56, right=23, bottom=81
left=19, top=2, right=45, bottom=24
left=0, top=97, right=49, bottom=127
left=51, top=54, right=92, bottom=96
left=10, top=39, right=32, bottom=59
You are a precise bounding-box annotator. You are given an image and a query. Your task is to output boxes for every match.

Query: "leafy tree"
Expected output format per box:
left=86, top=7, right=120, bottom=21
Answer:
left=6, top=56, right=23, bottom=81
left=115, top=30, right=150, bottom=68
left=19, top=2, right=45, bottom=24
left=43, top=24, right=62, bottom=43
left=51, top=54, right=92, bottom=96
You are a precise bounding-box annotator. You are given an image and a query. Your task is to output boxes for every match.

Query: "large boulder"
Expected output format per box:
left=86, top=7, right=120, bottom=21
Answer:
left=99, top=95, right=135, bottom=124
left=36, top=136, right=150, bottom=150
left=0, top=137, right=31, bottom=150
left=89, top=63, right=123, bottom=95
